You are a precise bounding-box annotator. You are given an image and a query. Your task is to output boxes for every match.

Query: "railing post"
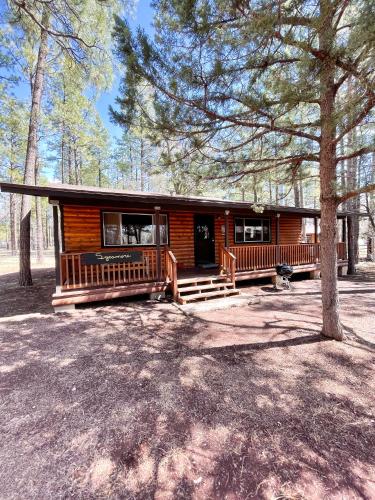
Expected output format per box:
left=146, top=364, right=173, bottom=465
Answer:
left=52, top=203, right=61, bottom=294
left=154, top=206, right=162, bottom=281
left=276, top=245, right=281, bottom=265
left=224, top=210, right=230, bottom=248
left=231, top=255, right=236, bottom=288
left=172, top=260, right=178, bottom=300
left=276, top=213, right=280, bottom=245
left=165, top=247, right=178, bottom=301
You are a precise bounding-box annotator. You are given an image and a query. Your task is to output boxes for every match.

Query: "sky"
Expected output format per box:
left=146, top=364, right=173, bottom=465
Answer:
left=1, top=0, right=155, bottom=143
left=96, top=0, right=155, bottom=141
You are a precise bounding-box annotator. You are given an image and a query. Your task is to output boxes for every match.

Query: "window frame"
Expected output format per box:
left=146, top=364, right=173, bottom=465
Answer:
left=234, top=217, right=271, bottom=244
left=102, top=211, right=169, bottom=247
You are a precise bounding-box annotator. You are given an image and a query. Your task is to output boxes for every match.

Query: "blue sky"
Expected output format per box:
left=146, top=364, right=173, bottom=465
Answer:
left=3, top=0, right=154, bottom=143
left=97, top=0, right=155, bottom=141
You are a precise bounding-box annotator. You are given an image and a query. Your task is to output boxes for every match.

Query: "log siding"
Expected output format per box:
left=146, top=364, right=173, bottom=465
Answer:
left=62, top=205, right=304, bottom=267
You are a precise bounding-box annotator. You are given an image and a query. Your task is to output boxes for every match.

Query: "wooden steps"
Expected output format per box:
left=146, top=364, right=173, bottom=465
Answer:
left=176, top=275, right=239, bottom=304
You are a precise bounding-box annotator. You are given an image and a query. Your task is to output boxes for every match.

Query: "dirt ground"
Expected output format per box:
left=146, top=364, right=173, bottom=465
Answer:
left=0, top=264, right=374, bottom=499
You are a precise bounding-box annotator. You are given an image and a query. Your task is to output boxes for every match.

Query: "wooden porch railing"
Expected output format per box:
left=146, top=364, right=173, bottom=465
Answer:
left=165, top=247, right=178, bottom=301
left=228, top=243, right=347, bottom=272
left=60, top=248, right=164, bottom=291
left=220, top=247, right=237, bottom=286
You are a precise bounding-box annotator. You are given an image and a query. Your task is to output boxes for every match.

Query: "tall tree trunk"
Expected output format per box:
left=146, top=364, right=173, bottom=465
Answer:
left=19, top=8, right=49, bottom=286
left=9, top=193, right=18, bottom=255
left=319, top=0, right=343, bottom=340
left=98, top=161, right=102, bottom=187
left=9, top=130, right=19, bottom=255
left=9, top=161, right=18, bottom=255
left=268, top=176, right=272, bottom=203
left=35, top=197, right=44, bottom=263
left=140, top=137, right=145, bottom=191
left=294, top=180, right=300, bottom=207
left=253, top=176, right=258, bottom=203
left=299, top=180, right=304, bottom=208
left=35, top=158, right=44, bottom=263
left=346, top=96, right=359, bottom=267
left=61, top=125, right=65, bottom=183
left=44, top=208, right=49, bottom=249
left=67, top=143, right=74, bottom=184
left=73, top=145, right=80, bottom=185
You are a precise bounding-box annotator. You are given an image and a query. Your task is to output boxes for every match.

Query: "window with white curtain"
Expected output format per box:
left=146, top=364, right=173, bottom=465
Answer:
left=103, top=212, right=168, bottom=246
left=235, top=218, right=271, bottom=243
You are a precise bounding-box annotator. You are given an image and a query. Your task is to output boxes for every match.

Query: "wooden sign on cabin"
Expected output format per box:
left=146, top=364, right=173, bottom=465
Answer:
left=81, top=251, right=143, bottom=266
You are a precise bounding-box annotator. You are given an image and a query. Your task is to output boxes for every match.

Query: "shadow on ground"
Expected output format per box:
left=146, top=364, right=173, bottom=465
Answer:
left=0, top=265, right=374, bottom=499
left=0, top=268, right=55, bottom=317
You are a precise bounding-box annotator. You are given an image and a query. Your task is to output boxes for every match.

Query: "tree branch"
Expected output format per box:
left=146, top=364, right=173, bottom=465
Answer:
left=336, top=147, right=375, bottom=163
left=11, top=0, right=98, bottom=49
left=338, top=183, right=375, bottom=204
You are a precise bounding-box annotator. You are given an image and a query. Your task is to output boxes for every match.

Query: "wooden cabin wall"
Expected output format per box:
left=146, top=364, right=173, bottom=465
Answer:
left=278, top=214, right=303, bottom=244
left=63, top=205, right=101, bottom=252
left=168, top=211, right=195, bottom=268
left=62, top=205, right=196, bottom=268
left=62, top=205, right=303, bottom=267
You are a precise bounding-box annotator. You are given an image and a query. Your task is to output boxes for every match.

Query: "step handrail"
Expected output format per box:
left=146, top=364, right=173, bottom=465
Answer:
left=165, top=246, right=178, bottom=301
left=220, top=246, right=237, bottom=287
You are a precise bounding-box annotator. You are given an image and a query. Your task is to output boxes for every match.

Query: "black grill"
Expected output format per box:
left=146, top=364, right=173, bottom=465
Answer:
left=276, top=263, right=293, bottom=278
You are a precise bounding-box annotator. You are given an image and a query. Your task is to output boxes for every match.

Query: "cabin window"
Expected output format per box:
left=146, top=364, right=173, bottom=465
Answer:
left=103, top=212, right=168, bottom=246
left=235, top=218, right=271, bottom=243
left=301, top=217, right=320, bottom=243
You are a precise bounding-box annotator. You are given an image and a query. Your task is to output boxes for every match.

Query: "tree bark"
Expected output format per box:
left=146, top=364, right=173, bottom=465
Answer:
left=19, top=8, right=49, bottom=286
left=319, top=0, right=343, bottom=340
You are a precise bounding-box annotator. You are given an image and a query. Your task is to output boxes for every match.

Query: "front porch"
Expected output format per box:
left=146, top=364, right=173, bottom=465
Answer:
left=53, top=242, right=348, bottom=308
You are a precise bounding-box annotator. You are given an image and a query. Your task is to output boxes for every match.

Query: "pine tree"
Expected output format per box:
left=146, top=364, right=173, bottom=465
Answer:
left=113, top=0, right=375, bottom=340
left=5, top=0, right=126, bottom=285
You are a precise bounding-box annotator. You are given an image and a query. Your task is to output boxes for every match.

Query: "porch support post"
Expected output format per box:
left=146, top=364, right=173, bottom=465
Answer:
left=347, top=215, right=356, bottom=275
left=276, top=213, right=280, bottom=245
left=59, top=204, right=65, bottom=252
left=342, top=217, right=346, bottom=242
left=314, top=216, right=318, bottom=243
left=313, top=216, right=319, bottom=263
left=224, top=210, right=230, bottom=248
left=276, top=213, right=280, bottom=264
left=154, top=206, right=162, bottom=281
left=52, top=203, right=61, bottom=292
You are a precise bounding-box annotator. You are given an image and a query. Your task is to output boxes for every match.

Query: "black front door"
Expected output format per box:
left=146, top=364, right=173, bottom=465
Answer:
left=194, top=214, right=215, bottom=266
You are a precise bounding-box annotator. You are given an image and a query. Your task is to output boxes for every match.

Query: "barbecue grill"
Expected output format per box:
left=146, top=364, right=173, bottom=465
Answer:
left=274, top=263, right=293, bottom=290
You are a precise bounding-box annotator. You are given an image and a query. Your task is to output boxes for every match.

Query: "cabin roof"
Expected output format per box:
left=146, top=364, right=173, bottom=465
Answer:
left=0, top=182, right=348, bottom=217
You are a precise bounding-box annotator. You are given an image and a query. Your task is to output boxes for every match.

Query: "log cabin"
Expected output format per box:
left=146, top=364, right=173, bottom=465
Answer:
left=0, top=182, right=349, bottom=311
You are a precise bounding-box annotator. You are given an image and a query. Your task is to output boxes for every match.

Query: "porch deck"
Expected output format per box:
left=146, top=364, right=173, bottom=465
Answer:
left=53, top=243, right=348, bottom=308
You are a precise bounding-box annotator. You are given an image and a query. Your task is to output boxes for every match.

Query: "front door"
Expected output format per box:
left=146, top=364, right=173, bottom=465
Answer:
left=194, top=214, right=215, bottom=266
